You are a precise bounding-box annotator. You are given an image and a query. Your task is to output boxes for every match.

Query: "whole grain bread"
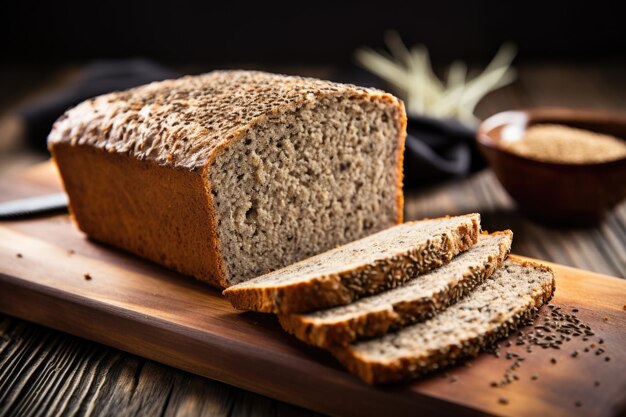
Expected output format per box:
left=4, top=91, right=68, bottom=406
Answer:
left=48, top=71, right=407, bottom=288
left=223, top=214, right=481, bottom=314
left=330, top=258, right=555, bottom=384
left=279, top=231, right=512, bottom=347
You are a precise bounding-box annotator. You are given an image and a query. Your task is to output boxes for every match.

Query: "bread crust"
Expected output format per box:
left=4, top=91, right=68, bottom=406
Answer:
left=330, top=259, right=556, bottom=385
left=278, top=230, right=512, bottom=348
left=223, top=214, right=481, bottom=313
left=393, top=100, right=407, bottom=225
left=48, top=71, right=407, bottom=288
left=51, top=143, right=229, bottom=287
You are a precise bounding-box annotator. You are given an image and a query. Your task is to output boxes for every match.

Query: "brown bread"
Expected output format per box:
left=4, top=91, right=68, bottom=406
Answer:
left=48, top=70, right=407, bottom=288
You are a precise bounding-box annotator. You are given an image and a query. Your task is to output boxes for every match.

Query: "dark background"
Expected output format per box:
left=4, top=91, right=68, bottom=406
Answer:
left=3, top=0, right=625, bottom=66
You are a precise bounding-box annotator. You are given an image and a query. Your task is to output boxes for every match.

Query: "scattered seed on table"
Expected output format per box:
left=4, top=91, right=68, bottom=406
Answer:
left=594, top=381, right=600, bottom=387
left=531, top=374, right=538, bottom=380
left=571, top=350, right=579, bottom=358
left=572, top=308, right=579, bottom=312
left=550, top=357, right=557, bottom=364
left=16, top=253, right=23, bottom=258
left=605, top=357, right=611, bottom=362
left=83, top=273, right=92, bottom=281
left=499, top=397, right=509, bottom=405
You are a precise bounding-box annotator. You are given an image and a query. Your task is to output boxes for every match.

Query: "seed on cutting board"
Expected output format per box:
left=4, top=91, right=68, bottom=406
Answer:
left=571, top=350, right=579, bottom=358
left=575, top=401, right=582, bottom=407
left=572, top=308, right=579, bottom=312
left=16, top=253, right=23, bottom=258
left=83, top=273, right=92, bottom=281
left=594, top=381, right=600, bottom=387
left=531, top=374, right=538, bottom=380
left=598, top=338, right=604, bottom=344
left=490, top=381, right=498, bottom=387
left=605, top=357, right=610, bottom=362
left=550, top=357, right=557, bottom=364
left=498, top=397, right=509, bottom=405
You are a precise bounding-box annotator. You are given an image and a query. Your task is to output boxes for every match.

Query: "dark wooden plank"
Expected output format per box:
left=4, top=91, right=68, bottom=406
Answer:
left=0, top=316, right=321, bottom=417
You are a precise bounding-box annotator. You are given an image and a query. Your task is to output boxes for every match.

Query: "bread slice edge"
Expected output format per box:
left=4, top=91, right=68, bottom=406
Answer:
left=224, top=213, right=481, bottom=314
left=279, top=230, right=513, bottom=348
left=330, top=259, right=556, bottom=384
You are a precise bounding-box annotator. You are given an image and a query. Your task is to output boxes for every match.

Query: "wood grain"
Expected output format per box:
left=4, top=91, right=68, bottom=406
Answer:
left=0, top=163, right=625, bottom=417
left=0, top=317, right=317, bottom=417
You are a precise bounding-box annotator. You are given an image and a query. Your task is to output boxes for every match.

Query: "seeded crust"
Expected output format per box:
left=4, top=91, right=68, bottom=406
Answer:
left=48, top=70, right=407, bottom=288
left=330, top=258, right=556, bottom=385
left=279, top=231, right=512, bottom=348
left=223, top=214, right=480, bottom=314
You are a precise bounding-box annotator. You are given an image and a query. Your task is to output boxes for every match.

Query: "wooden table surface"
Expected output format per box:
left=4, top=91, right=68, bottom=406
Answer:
left=1, top=63, right=625, bottom=417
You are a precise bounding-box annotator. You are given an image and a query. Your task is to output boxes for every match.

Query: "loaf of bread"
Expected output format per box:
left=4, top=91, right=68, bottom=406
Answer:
left=223, top=214, right=481, bottom=313
left=279, top=231, right=512, bottom=347
left=48, top=71, right=407, bottom=288
left=330, top=259, right=555, bottom=384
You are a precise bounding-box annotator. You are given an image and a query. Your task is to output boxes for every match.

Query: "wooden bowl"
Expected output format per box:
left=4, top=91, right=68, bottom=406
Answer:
left=477, top=108, right=626, bottom=226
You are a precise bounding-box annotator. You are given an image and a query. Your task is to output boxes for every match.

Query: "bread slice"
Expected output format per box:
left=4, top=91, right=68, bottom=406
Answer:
left=48, top=70, right=407, bottom=288
left=223, top=214, right=480, bottom=314
left=331, top=258, right=555, bottom=384
left=279, top=231, right=512, bottom=347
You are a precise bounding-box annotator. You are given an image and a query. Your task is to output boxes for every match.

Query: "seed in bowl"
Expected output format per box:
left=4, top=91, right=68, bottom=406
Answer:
left=502, top=124, right=626, bottom=164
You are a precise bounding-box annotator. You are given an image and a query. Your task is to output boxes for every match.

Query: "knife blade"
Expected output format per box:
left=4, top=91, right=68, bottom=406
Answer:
left=0, top=193, right=68, bottom=219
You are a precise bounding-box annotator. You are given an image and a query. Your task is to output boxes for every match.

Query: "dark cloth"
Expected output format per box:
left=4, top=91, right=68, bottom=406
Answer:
left=403, top=115, right=484, bottom=186
left=18, top=60, right=483, bottom=186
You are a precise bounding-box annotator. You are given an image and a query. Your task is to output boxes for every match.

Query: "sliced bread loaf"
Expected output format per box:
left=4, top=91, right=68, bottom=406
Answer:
left=49, top=71, right=407, bottom=288
left=331, top=258, right=555, bottom=384
left=279, top=231, right=512, bottom=348
left=223, top=214, right=480, bottom=314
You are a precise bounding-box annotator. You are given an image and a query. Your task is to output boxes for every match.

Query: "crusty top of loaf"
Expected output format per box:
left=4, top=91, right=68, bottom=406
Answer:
left=47, top=70, right=401, bottom=169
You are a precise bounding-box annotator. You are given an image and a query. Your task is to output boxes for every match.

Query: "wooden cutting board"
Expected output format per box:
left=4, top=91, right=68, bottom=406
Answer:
left=1, top=162, right=625, bottom=417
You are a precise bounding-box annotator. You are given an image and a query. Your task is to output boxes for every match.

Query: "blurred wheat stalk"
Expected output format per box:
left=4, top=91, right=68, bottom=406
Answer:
left=355, top=32, right=517, bottom=124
